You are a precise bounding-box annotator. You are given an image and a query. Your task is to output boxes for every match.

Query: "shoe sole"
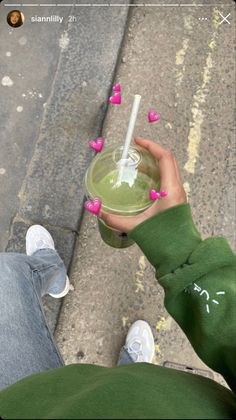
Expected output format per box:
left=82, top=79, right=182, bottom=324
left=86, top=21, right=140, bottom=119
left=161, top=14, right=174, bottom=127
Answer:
left=48, top=276, right=73, bottom=299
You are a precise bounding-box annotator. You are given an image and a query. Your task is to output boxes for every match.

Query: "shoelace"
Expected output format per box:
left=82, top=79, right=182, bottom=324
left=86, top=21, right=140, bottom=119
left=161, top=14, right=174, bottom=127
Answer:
left=126, top=340, right=145, bottom=363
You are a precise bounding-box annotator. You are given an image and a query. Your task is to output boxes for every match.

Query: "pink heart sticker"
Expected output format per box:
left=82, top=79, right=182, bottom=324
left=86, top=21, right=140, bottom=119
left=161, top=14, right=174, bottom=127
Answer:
left=89, top=137, right=104, bottom=153
left=84, top=197, right=102, bottom=216
left=113, top=83, right=121, bottom=92
left=109, top=92, right=121, bottom=105
left=150, top=189, right=161, bottom=201
left=160, top=191, right=168, bottom=198
left=148, top=110, right=161, bottom=123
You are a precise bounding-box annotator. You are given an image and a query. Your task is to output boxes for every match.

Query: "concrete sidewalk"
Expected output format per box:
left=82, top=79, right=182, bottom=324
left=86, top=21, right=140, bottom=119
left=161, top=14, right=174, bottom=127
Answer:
left=55, top=0, right=235, bottom=388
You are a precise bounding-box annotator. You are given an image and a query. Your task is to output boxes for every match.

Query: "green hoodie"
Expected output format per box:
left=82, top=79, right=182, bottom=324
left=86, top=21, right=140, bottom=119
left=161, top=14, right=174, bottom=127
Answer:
left=0, top=204, right=236, bottom=419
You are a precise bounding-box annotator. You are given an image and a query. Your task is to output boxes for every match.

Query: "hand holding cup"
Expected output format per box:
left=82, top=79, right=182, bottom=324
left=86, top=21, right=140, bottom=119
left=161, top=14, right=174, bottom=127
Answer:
left=100, top=137, right=187, bottom=233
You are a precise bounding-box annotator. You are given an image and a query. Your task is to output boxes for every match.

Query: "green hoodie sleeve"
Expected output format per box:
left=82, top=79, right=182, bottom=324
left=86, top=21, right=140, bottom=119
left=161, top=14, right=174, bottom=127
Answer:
left=129, top=203, right=236, bottom=393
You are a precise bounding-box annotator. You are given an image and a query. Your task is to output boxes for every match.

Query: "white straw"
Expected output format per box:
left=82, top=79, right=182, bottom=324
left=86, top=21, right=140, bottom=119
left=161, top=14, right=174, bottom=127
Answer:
left=117, top=94, right=141, bottom=185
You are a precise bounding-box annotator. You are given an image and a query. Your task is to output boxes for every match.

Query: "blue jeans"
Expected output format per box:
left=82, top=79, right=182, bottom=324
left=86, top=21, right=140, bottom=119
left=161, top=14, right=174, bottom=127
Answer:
left=118, top=348, right=135, bottom=365
left=0, top=250, right=133, bottom=391
left=0, top=249, right=67, bottom=391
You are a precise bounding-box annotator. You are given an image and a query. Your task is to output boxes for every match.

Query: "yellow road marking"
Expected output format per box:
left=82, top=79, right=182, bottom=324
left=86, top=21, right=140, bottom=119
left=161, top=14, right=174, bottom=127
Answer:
left=122, top=317, right=130, bottom=328
left=183, top=182, right=191, bottom=200
left=176, top=39, right=189, bottom=66
left=135, top=255, right=147, bottom=293
left=184, top=8, right=220, bottom=174
left=156, top=317, right=172, bottom=331
left=138, top=255, right=147, bottom=271
left=175, top=16, right=194, bottom=93
left=155, top=344, right=161, bottom=355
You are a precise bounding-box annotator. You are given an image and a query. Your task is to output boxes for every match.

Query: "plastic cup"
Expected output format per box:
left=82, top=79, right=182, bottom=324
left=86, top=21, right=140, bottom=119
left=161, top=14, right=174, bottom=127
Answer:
left=84, top=144, right=160, bottom=248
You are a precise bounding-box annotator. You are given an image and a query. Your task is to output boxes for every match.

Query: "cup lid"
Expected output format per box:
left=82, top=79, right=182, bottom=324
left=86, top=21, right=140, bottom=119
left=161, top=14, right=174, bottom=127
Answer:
left=85, top=145, right=159, bottom=215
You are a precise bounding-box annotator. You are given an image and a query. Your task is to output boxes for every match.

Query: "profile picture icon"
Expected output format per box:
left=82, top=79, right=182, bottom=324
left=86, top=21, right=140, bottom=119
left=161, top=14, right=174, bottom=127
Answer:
left=7, top=10, right=24, bottom=28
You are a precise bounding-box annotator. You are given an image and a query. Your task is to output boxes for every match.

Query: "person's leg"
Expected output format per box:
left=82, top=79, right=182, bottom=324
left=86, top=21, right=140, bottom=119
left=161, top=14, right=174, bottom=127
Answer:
left=118, top=320, right=156, bottom=366
left=0, top=228, right=70, bottom=391
left=118, top=347, right=136, bottom=365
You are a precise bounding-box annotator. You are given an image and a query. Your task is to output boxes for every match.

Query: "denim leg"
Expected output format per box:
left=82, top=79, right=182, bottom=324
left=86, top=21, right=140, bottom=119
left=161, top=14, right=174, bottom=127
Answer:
left=0, top=249, right=66, bottom=391
left=29, top=248, right=67, bottom=297
left=117, top=346, right=135, bottom=366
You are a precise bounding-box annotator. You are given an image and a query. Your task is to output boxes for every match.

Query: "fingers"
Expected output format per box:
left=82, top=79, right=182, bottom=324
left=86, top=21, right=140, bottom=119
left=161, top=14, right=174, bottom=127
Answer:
left=100, top=211, right=144, bottom=233
left=173, top=156, right=182, bottom=185
left=134, top=137, right=178, bottom=188
left=100, top=211, right=125, bottom=231
left=100, top=211, right=131, bottom=233
left=134, top=137, right=169, bottom=160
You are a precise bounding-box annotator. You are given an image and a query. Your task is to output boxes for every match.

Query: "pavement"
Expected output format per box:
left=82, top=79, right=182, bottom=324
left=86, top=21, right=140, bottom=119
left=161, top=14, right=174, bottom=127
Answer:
left=0, top=0, right=235, bottom=388
left=0, top=0, right=130, bottom=329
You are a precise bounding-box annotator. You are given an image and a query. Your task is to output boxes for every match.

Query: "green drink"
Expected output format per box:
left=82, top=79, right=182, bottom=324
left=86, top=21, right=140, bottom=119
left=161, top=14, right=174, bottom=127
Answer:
left=85, top=144, right=160, bottom=248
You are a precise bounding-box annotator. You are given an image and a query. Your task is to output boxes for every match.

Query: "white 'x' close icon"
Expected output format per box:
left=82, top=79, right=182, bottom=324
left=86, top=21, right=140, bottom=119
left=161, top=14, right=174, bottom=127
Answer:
left=219, top=12, right=231, bottom=25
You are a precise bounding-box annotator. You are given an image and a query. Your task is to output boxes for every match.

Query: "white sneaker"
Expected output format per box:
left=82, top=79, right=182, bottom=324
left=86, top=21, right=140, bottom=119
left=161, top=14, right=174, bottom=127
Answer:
left=48, top=275, right=72, bottom=299
left=125, top=320, right=156, bottom=363
left=26, top=225, right=72, bottom=299
left=26, top=225, right=55, bottom=256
